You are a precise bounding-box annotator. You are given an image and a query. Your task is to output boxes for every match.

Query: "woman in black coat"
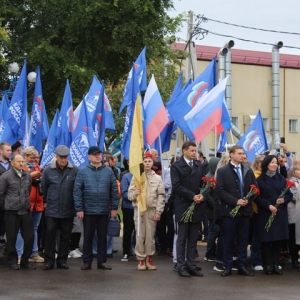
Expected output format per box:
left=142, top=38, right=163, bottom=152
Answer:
left=256, top=155, right=293, bottom=275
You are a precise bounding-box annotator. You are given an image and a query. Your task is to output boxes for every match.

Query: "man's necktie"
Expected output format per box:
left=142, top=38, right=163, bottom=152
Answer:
left=189, top=161, right=193, bottom=168
left=235, top=166, right=244, bottom=198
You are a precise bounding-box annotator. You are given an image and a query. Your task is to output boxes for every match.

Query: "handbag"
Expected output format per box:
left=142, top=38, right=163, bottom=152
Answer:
left=107, top=217, right=121, bottom=237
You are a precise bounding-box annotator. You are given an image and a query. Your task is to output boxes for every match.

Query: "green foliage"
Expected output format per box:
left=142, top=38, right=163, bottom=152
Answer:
left=0, top=0, right=188, bottom=147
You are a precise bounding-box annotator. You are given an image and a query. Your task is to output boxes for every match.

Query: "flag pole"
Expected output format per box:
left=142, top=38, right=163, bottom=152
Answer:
left=137, top=202, right=140, bottom=237
left=230, top=129, right=235, bottom=145
left=214, top=127, right=217, bottom=157
left=158, top=134, right=164, bottom=182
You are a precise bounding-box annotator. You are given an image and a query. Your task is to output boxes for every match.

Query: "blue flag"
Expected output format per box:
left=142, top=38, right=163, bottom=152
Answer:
left=217, top=131, right=228, bottom=152
left=56, top=79, right=74, bottom=147
left=167, top=58, right=216, bottom=140
left=119, top=47, right=147, bottom=115
left=69, top=98, right=97, bottom=168
left=0, top=91, right=21, bottom=145
left=42, top=100, right=49, bottom=140
left=92, top=83, right=106, bottom=151
left=121, top=65, right=140, bottom=159
left=6, top=60, right=28, bottom=140
left=84, top=75, right=115, bottom=132
left=40, top=109, right=59, bottom=168
left=237, top=110, right=268, bottom=163
left=30, top=66, right=44, bottom=152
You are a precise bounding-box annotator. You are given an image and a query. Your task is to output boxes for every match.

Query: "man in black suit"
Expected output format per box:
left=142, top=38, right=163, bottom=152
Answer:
left=216, top=145, right=256, bottom=277
left=171, top=141, right=205, bottom=278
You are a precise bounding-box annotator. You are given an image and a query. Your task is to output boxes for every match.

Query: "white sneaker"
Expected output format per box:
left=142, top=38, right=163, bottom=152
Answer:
left=68, top=250, right=81, bottom=258
left=254, top=265, right=264, bottom=271
left=278, top=265, right=282, bottom=270
left=75, top=248, right=83, bottom=256
left=121, top=254, right=129, bottom=262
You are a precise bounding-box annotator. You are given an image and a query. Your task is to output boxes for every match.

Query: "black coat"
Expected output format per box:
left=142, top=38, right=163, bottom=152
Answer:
left=216, top=162, right=256, bottom=217
left=171, top=156, right=204, bottom=223
left=255, top=173, right=292, bottom=242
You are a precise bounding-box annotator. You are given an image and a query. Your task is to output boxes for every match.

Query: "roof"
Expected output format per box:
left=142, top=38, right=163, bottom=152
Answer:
left=172, top=43, right=300, bottom=69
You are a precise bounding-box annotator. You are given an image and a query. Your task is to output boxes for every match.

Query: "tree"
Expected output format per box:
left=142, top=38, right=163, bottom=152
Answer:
left=1, top=0, right=183, bottom=114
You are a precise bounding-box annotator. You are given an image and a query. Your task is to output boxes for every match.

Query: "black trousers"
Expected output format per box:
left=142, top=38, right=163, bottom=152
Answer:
left=0, top=209, right=5, bottom=237
left=288, top=224, right=300, bottom=263
left=83, top=214, right=109, bottom=264
left=44, top=217, right=73, bottom=266
left=262, top=240, right=282, bottom=266
left=177, top=221, right=199, bottom=270
left=5, top=213, right=34, bottom=265
left=156, top=204, right=174, bottom=251
left=122, top=208, right=135, bottom=256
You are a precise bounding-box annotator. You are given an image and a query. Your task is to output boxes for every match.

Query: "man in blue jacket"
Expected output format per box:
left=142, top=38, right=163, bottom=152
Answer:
left=42, top=145, right=78, bottom=270
left=74, top=146, right=119, bottom=270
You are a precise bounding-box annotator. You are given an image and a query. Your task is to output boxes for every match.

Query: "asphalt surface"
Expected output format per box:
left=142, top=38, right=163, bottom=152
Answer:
left=0, top=239, right=299, bottom=300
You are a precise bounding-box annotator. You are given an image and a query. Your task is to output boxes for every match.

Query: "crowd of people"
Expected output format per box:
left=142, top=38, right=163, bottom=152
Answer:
left=0, top=140, right=299, bottom=279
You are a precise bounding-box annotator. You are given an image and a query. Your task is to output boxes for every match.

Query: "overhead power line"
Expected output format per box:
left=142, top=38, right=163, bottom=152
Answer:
left=202, top=17, right=300, bottom=36
left=204, top=29, right=300, bottom=50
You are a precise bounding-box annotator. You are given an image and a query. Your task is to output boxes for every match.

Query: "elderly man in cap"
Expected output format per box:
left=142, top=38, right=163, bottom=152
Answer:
left=74, top=146, right=119, bottom=270
left=0, top=154, right=35, bottom=270
left=41, top=145, right=78, bottom=270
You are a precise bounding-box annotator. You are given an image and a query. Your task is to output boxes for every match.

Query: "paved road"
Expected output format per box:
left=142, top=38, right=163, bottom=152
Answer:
left=0, top=239, right=299, bottom=300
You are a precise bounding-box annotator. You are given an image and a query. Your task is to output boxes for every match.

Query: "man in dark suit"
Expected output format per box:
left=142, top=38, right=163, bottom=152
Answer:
left=216, top=145, right=256, bottom=277
left=0, top=142, right=12, bottom=248
left=171, top=141, right=205, bottom=278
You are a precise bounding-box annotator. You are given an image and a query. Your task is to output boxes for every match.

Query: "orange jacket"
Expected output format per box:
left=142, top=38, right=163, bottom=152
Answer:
left=23, top=163, right=44, bottom=212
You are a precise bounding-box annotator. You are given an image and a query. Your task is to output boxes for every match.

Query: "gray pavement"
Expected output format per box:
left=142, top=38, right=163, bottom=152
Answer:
left=0, top=239, right=299, bottom=300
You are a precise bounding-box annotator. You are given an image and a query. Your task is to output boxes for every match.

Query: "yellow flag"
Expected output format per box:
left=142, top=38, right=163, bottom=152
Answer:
left=129, top=95, right=147, bottom=212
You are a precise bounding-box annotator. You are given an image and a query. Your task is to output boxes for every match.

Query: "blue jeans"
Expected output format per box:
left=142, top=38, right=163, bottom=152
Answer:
left=107, top=235, right=114, bottom=255
left=16, top=210, right=42, bottom=257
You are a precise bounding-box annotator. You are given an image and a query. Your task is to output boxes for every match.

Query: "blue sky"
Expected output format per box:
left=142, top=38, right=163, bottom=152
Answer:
left=168, top=0, right=300, bottom=55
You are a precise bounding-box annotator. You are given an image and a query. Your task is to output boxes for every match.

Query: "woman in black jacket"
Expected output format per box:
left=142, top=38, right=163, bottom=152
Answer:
left=256, top=155, right=293, bottom=275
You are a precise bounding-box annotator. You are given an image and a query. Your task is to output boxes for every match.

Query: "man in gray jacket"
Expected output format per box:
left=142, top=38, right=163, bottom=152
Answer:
left=74, top=146, right=119, bottom=271
left=0, top=154, right=35, bottom=270
left=41, top=145, right=78, bottom=270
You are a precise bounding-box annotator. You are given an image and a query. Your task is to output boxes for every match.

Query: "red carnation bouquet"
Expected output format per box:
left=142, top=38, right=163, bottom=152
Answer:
left=181, top=176, right=217, bottom=223
left=265, top=179, right=295, bottom=232
left=230, top=184, right=260, bottom=218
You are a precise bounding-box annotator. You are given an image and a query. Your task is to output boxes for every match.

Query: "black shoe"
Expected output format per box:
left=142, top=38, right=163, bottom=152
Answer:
left=11, top=264, right=20, bottom=270
left=178, top=268, right=191, bottom=278
left=204, top=254, right=215, bottom=262
left=113, top=249, right=118, bottom=254
left=196, top=266, right=202, bottom=271
left=188, top=269, right=204, bottom=277
left=273, top=265, right=283, bottom=275
left=20, top=262, right=36, bottom=270
left=238, top=267, right=254, bottom=276
left=221, top=268, right=232, bottom=277
left=264, top=265, right=273, bottom=275
left=173, top=263, right=178, bottom=272
left=57, top=263, right=69, bottom=269
left=81, top=263, right=91, bottom=270
left=97, top=263, right=112, bottom=270
left=43, top=264, right=54, bottom=271
left=107, top=253, right=113, bottom=258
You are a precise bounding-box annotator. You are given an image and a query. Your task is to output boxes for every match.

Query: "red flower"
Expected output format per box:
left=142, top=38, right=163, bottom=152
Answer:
left=286, top=180, right=296, bottom=189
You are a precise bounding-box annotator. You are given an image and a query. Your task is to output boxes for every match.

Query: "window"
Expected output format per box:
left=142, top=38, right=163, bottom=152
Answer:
left=231, top=117, right=238, bottom=127
left=289, top=119, right=298, bottom=132
left=263, top=118, right=269, bottom=131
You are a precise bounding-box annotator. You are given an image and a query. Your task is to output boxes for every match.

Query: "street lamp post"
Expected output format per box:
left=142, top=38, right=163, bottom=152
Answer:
left=0, top=62, right=36, bottom=99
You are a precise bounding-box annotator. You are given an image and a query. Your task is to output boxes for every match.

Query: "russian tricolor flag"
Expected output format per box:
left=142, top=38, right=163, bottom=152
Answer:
left=184, top=76, right=229, bottom=143
left=143, top=75, right=169, bottom=146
